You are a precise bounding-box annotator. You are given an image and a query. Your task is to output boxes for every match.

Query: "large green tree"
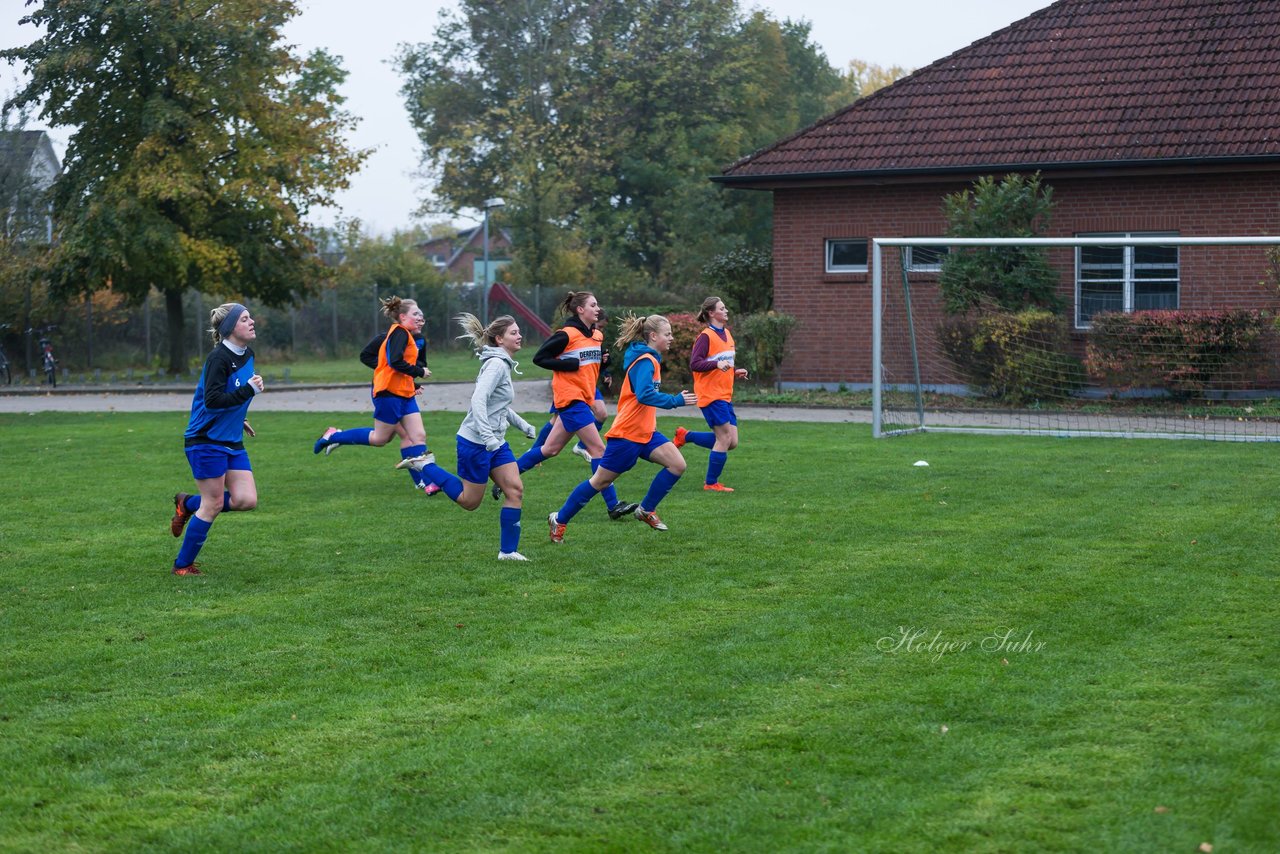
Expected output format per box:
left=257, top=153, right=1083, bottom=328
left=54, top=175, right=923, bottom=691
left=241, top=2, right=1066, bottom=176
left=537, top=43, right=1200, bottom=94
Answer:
left=2, top=0, right=368, bottom=372
left=398, top=0, right=843, bottom=296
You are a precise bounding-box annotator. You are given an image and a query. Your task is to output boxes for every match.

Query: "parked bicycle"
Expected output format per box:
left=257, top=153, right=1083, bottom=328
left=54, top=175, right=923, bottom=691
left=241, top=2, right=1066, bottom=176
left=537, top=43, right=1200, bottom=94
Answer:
left=31, top=325, right=58, bottom=387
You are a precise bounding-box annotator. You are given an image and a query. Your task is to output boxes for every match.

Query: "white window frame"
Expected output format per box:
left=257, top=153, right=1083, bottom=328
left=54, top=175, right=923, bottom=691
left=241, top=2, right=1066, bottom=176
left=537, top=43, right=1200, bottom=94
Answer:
left=905, top=244, right=949, bottom=273
left=1074, top=232, right=1180, bottom=329
left=826, top=238, right=868, bottom=273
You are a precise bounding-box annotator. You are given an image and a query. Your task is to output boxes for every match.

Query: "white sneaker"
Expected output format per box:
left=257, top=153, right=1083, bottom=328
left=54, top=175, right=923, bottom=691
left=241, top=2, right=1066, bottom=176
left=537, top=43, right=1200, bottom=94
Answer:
left=395, top=452, right=436, bottom=472
left=571, top=445, right=593, bottom=464
left=498, top=551, right=529, bottom=561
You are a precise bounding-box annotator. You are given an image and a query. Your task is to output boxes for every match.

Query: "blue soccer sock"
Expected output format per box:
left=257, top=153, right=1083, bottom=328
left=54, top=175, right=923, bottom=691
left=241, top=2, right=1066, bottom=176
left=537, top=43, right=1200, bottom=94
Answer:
left=516, top=446, right=546, bottom=473
left=534, top=419, right=554, bottom=450
left=557, top=479, right=601, bottom=524
left=329, top=427, right=373, bottom=446
left=591, top=458, right=621, bottom=508
left=183, top=492, right=232, bottom=512
left=499, top=506, right=522, bottom=554
left=400, top=445, right=427, bottom=488
left=706, top=451, right=728, bottom=485
left=422, top=463, right=464, bottom=501
left=687, top=431, right=716, bottom=449
left=174, top=515, right=213, bottom=568
left=641, top=468, right=681, bottom=512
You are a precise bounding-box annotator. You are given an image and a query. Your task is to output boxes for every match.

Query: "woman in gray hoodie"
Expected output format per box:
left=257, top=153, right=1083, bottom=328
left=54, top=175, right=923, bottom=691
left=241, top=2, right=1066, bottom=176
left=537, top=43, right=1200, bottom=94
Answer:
left=398, top=313, right=538, bottom=561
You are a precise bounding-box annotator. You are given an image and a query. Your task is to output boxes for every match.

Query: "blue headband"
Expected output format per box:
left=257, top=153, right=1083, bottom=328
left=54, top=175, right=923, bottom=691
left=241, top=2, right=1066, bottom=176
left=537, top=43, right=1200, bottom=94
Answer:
left=218, top=304, right=247, bottom=339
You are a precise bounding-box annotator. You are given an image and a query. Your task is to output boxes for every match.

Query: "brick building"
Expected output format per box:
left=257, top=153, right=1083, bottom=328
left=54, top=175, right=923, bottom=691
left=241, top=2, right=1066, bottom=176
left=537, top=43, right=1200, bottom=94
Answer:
left=715, top=0, right=1280, bottom=387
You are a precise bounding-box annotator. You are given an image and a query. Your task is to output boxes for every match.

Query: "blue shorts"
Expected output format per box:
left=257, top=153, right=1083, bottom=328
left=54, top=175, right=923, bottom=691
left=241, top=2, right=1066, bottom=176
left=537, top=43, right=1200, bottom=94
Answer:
left=598, top=432, right=670, bottom=476
left=558, top=400, right=598, bottom=433
left=456, top=435, right=516, bottom=484
left=186, top=445, right=251, bottom=480
left=373, top=394, right=419, bottom=424
left=701, top=400, right=737, bottom=428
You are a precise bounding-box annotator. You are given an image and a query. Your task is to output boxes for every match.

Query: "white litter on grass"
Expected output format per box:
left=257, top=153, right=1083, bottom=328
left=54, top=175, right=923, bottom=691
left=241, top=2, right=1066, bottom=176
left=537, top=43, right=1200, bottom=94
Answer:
left=913, top=460, right=929, bottom=467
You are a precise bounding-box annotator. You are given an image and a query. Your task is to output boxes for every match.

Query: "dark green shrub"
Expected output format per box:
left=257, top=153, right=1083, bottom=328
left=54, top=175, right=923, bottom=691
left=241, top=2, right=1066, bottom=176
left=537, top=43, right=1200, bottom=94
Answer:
left=734, top=311, right=799, bottom=386
left=1084, top=310, right=1271, bottom=397
left=699, top=248, right=773, bottom=314
left=938, top=173, right=1060, bottom=314
left=938, top=309, right=1084, bottom=405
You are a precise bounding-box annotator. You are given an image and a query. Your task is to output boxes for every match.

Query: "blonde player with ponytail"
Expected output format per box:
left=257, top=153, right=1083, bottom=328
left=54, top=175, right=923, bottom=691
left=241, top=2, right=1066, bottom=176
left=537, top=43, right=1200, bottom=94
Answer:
left=398, top=314, right=538, bottom=560
left=547, top=314, right=696, bottom=543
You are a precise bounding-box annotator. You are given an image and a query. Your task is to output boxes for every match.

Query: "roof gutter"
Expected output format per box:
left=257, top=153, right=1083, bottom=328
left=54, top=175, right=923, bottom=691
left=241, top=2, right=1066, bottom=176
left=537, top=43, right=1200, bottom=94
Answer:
left=711, top=154, right=1280, bottom=189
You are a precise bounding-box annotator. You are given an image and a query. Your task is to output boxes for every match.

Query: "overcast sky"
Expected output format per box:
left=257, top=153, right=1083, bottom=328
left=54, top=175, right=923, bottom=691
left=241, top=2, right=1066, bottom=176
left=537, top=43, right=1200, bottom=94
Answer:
left=2, top=0, right=1053, bottom=234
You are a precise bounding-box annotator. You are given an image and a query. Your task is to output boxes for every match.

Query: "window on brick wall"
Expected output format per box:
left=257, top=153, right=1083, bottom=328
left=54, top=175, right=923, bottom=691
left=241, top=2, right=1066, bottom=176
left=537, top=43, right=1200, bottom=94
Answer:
left=1075, top=232, right=1179, bottom=328
left=905, top=244, right=949, bottom=273
left=826, top=238, right=868, bottom=273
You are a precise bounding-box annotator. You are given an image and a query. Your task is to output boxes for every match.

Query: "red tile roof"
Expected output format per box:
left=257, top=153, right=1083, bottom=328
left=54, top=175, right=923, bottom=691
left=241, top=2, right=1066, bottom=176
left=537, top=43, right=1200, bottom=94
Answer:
left=720, top=0, right=1280, bottom=183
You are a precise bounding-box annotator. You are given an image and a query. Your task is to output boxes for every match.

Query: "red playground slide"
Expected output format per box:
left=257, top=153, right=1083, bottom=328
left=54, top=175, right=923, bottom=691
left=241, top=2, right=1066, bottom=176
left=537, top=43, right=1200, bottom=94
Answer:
left=487, top=281, right=552, bottom=338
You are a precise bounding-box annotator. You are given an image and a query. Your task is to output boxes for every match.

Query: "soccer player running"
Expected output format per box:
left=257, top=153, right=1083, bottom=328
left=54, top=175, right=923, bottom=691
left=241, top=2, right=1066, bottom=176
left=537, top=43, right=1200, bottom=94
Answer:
left=501, top=291, right=637, bottom=520
left=673, top=296, right=749, bottom=492
left=169, top=303, right=265, bottom=576
left=316, top=328, right=440, bottom=495
left=397, top=314, right=538, bottom=561
left=548, top=314, right=696, bottom=543
left=312, top=297, right=433, bottom=471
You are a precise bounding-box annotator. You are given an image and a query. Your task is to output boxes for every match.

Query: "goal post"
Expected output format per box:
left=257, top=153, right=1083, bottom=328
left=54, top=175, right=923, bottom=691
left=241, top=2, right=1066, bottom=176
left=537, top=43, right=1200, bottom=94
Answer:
left=872, top=235, right=1280, bottom=440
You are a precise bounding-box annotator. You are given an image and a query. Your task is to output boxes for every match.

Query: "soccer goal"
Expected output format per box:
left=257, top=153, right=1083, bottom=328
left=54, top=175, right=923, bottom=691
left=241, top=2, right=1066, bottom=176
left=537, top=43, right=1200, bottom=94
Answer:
left=872, top=235, right=1280, bottom=440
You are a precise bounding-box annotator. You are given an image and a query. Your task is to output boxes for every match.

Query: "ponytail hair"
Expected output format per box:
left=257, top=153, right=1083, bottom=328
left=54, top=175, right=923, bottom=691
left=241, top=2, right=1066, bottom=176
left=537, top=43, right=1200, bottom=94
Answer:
left=615, top=313, right=670, bottom=348
left=557, top=290, right=596, bottom=319
left=456, top=313, right=517, bottom=352
left=380, top=295, right=418, bottom=321
left=696, top=296, right=724, bottom=325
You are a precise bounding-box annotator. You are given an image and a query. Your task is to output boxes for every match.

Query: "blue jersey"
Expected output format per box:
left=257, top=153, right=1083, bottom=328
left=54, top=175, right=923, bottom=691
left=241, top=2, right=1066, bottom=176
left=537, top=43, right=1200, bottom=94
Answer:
left=184, top=343, right=257, bottom=449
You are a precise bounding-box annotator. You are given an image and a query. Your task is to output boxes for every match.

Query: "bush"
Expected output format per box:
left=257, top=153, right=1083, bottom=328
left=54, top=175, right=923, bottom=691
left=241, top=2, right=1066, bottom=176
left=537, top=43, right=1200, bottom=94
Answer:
left=735, top=311, right=799, bottom=386
left=938, top=309, right=1085, bottom=405
left=1084, top=310, right=1271, bottom=397
left=699, top=247, right=773, bottom=314
left=938, top=173, right=1060, bottom=314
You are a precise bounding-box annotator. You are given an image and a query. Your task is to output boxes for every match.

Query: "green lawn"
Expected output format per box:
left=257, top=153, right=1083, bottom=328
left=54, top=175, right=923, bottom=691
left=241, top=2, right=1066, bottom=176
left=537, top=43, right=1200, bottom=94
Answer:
left=0, top=412, right=1276, bottom=851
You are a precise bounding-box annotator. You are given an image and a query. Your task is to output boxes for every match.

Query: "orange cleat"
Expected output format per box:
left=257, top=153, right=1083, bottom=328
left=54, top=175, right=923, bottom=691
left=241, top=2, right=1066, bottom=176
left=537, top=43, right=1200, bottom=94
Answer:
left=171, top=563, right=202, bottom=576
left=548, top=512, right=567, bottom=544
left=673, top=426, right=688, bottom=448
left=170, top=493, right=193, bottom=537
left=703, top=482, right=734, bottom=492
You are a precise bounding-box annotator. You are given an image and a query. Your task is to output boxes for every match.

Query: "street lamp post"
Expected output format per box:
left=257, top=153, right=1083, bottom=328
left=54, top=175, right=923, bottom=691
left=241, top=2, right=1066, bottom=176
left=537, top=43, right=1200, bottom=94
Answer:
left=480, top=197, right=505, bottom=324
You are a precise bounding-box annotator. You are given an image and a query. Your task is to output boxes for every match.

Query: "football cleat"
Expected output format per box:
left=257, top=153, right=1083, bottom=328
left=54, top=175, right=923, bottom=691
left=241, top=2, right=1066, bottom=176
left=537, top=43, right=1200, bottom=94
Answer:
left=571, top=444, right=593, bottom=463
left=703, top=482, right=735, bottom=492
left=171, top=563, right=202, bottom=576
left=673, top=426, right=688, bottom=448
left=423, top=482, right=442, bottom=496
left=395, top=452, right=436, bottom=472
left=170, top=493, right=193, bottom=537
left=491, top=482, right=504, bottom=501
left=547, top=512, right=566, bottom=543
left=634, top=506, right=668, bottom=531
left=607, top=500, right=640, bottom=521
left=314, top=426, right=340, bottom=455
left=498, top=551, right=530, bottom=561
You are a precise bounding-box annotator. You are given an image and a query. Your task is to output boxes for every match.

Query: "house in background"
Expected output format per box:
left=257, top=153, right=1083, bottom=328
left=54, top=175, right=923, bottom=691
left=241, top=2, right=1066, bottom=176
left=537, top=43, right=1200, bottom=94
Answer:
left=0, top=129, right=60, bottom=243
left=715, top=0, right=1280, bottom=387
left=417, top=225, right=513, bottom=285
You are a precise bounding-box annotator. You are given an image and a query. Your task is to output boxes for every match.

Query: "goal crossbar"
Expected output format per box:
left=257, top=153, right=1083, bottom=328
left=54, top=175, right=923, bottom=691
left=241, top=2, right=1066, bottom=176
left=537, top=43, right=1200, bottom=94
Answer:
left=871, top=235, right=1280, bottom=439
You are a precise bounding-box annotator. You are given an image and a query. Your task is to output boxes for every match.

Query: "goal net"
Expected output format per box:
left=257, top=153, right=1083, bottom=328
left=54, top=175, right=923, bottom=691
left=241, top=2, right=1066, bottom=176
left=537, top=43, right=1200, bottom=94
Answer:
left=872, top=236, right=1280, bottom=441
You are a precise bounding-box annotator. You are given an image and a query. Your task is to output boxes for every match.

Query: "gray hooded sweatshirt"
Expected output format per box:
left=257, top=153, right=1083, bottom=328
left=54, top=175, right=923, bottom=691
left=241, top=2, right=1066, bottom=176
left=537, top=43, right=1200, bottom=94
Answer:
left=457, top=345, right=536, bottom=451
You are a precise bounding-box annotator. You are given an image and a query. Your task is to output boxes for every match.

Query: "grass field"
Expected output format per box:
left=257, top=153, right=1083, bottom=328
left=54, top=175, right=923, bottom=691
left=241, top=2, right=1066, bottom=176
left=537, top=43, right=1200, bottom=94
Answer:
left=1, top=411, right=1276, bottom=851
